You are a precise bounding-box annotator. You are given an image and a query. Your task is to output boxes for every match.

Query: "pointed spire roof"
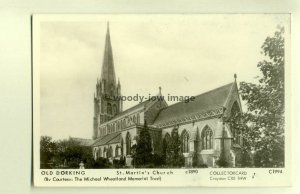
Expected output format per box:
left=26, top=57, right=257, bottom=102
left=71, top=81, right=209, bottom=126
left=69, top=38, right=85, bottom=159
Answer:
left=101, top=22, right=116, bottom=85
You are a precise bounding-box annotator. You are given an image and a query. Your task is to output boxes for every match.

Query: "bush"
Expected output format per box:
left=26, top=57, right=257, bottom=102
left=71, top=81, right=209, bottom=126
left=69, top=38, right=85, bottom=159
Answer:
left=240, top=149, right=253, bottom=167
left=192, top=153, right=198, bottom=167
left=166, top=128, right=185, bottom=168
left=198, top=164, right=208, bottom=168
left=216, top=154, right=229, bottom=168
left=134, top=122, right=153, bottom=167
left=151, top=154, right=165, bottom=167
left=119, top=156, right=126, bottom=166
left=92, top=157, right=111, bottom=168
left=112, top=157, right=126, bottom=168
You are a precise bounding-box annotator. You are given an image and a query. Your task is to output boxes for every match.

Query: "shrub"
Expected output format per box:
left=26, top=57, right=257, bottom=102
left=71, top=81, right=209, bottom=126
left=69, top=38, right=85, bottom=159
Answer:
left=151, top=154, right=165, bottom=167
left=92, top=157, right=111, bottom=168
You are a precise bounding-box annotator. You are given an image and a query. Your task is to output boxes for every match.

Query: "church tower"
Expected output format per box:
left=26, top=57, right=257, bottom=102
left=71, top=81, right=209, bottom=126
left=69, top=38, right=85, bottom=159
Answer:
left=93, top=23, right=122, bottom=139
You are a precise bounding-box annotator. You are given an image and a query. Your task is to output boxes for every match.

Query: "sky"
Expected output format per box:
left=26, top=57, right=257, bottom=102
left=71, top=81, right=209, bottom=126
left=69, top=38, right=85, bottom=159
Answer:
left=37, top=14, right=289, bottom=140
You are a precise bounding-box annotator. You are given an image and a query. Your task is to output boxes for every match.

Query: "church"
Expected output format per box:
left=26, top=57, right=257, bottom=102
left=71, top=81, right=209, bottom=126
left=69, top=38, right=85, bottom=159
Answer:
left=91, top=25, right=243, bottom=168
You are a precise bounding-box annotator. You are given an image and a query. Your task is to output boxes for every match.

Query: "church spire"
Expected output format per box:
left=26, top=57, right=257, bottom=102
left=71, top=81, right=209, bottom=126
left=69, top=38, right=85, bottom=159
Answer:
left=100, top=22, right=116, bottom=85
left=93, top=23, right=122, bottom=139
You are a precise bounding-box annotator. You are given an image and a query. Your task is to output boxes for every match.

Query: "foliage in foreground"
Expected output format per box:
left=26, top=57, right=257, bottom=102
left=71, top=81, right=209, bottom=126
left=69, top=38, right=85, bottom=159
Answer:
left=238, top=26, right=285, bottom=167
left=40, top=136, right=97, bottom=169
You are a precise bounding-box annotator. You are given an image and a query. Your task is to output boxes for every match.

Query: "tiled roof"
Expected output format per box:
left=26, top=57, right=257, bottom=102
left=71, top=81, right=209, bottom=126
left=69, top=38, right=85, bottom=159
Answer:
left=102, top=93, right=163, bottom=125
left=108, top=134, right=122, bottom=144
left=92, top=132, right=121, bottom=147
left=70, top=137, right=94, bottom=146
left=153, top=82, right=234, bottom=126
left=111, top=100, right=149, bottom=119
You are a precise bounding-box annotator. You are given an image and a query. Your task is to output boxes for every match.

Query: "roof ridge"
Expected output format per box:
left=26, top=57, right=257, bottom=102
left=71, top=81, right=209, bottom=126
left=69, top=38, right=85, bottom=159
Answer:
left=92, top=135, right=106, bottom=145
left=193, top=82, right=234, bottom=98
left=92, top=132, right=121, bottom=146
left=152, top=82, right=235, bottom=126
left=223, top=82, right=235, bottom=107
left=162, top=82, right=234, bottom=110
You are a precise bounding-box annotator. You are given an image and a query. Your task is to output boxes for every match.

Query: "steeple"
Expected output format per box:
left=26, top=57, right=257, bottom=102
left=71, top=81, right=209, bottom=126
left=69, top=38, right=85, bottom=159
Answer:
left=101, top=22, right=116, bottom=85
left=93, top=23, right=122, bottom=139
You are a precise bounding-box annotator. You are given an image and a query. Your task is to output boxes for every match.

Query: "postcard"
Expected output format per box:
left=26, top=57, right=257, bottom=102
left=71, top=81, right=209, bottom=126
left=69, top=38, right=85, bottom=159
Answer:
left=33, top=14, right=291, bottom=187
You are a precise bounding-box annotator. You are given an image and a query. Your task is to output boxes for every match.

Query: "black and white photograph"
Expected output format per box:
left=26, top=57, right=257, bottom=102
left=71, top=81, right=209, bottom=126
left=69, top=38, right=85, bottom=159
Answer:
left=33, top=14, right=290, bottom=186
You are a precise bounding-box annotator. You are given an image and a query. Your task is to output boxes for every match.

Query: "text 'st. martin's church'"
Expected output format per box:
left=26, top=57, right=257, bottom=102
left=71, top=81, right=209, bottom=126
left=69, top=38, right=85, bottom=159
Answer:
left=91, top=24, right=243, bottom=167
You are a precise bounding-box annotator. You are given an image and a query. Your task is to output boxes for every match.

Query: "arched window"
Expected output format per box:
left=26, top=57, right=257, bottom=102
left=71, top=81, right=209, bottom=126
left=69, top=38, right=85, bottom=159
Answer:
left=126, top=132, right=131, bottom=155
left=122, top=119, right=126, bottom=128
left=94, top=148, right=97, bottom=159
left=98, top=148, right=102, bottom=158
left=112, top=104, right=117, bottom=116
left=120, top=138, right=124, bottom=156
left=162, top=133, right=171, bottom=156
left=110, top=84, right=114, bottom=96
left=137, top=114, right=140, bottom=124
left=115, top=145, right=119, bottom=156
left=133, top=115, right=137, bottom=123
left=103, top=147, right=107, bottom=158
left=201, top=126, right=213, bottom=150
left=107, top=103, right=112, bottom=115
left=108, top=146, right=113, bottom=158
left=151, top=138, right=154, bottom=153
left=119, top=122, right=121, bottom=130
left=230, top=101, right=241, bottom=144
left=107, top=125, right=110, bottom=134
left=101, top=100, right=104, bottom=113
left=181, top=130, right=189, bottom=153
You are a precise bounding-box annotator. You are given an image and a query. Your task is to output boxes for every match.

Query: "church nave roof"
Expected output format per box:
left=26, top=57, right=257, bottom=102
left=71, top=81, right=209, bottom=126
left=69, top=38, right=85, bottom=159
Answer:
left=153, top=82, right=235, bottom=126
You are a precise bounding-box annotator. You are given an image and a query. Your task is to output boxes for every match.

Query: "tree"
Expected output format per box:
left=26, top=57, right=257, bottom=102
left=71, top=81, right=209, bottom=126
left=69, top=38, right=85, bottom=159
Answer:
left=216, top=126, right=230, bottom=168
left=240, top=149, right=253, bottom=167
left=91, top=157, right=111, bottom=169
left=40, top=136, right=97, bottom=169
left=133, top=122, right=153, bottom=167
left=227, top=104, right=253, bottom=167
left=55, top=138, right=93, bottom=168
left=216, top=151, right=229, bottom=168
left=166, top=127, right=185, bottom=167
left=40, top=136, right=57, bottom=168
left=192, top=130, right=200, bottom=167
left=239, top=26, right=285, bottom=167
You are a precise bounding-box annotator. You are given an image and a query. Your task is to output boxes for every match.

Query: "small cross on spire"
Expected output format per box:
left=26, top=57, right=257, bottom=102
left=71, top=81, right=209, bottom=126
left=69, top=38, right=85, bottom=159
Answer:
left=234, top=73, right=237, bottom=82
